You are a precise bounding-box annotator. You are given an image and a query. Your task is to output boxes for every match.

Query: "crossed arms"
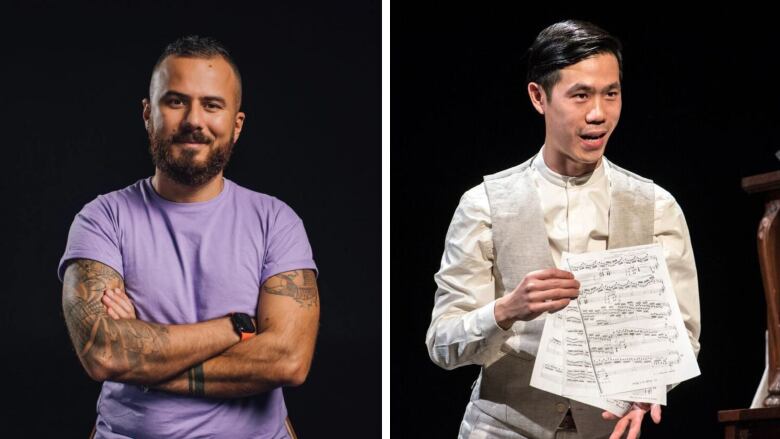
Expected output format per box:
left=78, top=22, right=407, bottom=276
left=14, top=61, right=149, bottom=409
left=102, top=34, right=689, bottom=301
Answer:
left=61, top=258, right=319, bottom=398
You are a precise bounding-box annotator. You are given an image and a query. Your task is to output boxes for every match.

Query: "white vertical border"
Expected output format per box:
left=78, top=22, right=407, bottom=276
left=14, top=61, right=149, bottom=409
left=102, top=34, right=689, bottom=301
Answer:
left=381, top=0, right=390, bottom=437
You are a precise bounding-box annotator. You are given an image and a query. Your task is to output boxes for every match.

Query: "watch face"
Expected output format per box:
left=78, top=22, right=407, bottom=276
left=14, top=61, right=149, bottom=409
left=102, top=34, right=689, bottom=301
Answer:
left=232, top=313, right=255, bottom=333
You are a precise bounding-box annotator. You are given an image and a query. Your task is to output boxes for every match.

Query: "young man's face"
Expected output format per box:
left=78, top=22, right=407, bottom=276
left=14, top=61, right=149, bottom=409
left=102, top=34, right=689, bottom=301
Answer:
left=531, top=53, right=621, bottom=173
left=143, top=55, right=245, bottom=186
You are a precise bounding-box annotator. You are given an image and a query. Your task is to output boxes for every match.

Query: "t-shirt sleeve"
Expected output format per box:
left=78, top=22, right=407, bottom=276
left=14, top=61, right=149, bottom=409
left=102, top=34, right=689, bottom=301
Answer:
left=57, top=196, right=124, bottom=282
left=260, top=200, right=318, bottom=287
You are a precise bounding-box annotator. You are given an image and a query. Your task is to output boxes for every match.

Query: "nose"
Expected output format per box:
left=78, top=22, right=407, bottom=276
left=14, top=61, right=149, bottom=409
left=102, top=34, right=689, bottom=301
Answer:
left=585, top=97, right=606, bottom=124
left=182, top=103, right=205, bottom=130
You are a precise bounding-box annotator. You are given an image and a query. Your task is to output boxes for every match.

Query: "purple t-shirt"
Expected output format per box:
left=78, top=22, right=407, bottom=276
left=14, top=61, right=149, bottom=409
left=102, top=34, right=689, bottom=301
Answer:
left=58, top=177, right=317, bottom=439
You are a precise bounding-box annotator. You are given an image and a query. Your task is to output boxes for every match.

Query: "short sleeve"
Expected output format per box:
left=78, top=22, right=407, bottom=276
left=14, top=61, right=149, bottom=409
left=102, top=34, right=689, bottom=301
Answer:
left=260, top=200, right=318, bottom=286
left=57, top=196, right=124, bottom=282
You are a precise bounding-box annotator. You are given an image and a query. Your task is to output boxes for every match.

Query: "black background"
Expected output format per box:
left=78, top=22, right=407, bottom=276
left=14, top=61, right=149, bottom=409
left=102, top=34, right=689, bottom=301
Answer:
left=393, top=5, right=776, bottom=439
left=0, top=1, right=379, bottom=437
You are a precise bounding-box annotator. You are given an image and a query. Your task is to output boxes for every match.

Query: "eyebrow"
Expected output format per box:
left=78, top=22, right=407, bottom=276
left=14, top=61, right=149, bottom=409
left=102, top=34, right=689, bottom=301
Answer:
left=565, top=82, right=621, bottom=94
left=161, top=91, right=227, bottom=106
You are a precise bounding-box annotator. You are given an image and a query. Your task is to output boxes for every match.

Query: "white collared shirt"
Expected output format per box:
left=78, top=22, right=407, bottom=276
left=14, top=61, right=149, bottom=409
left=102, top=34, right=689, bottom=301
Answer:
left=426, top=147, right=701, bottom=369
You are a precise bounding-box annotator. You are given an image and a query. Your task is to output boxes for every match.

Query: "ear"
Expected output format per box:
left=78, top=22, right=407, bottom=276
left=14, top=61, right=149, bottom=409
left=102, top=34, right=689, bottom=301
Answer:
left=527, top=82, right=547, bottom=115
left=142, top=98, right=151, bottom=129
left=233, top=111, right=246, bottom=143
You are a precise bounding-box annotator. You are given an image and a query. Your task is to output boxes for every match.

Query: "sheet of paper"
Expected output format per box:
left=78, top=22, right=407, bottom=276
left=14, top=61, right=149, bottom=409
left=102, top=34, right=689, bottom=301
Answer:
left=529, top=309, right=565, bottom=397
left=562, top=291, right=665, bottom=407
left=530, top=244, right=698, bottom=411
left=530, top=274, right=644, bottom=414
left=565, top=244, right=700, bottom=395
left=561, top=300, right=599, bottom=397
left=560, top=301, right=635, bottom=414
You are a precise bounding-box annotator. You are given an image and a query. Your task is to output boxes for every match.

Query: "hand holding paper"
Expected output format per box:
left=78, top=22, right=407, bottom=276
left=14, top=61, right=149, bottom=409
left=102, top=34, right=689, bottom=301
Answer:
left=494, top=268, right=580, bottom=329
left=530, top=244, right=700, bottom=415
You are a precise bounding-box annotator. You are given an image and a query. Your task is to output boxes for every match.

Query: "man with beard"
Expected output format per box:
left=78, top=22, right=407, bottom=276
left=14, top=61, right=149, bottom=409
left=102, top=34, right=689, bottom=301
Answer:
left=58, top=36, right=318, bottom=438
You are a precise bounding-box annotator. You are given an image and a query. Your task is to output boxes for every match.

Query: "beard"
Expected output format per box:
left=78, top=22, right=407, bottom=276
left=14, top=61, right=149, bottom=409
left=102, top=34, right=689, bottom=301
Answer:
left=148, top=122, right=234, bottom=187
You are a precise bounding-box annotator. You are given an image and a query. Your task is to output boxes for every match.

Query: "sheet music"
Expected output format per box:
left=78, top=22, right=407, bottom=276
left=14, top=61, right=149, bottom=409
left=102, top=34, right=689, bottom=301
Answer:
left=530, top=244, right=698, bottom=413
left=529, top=308, right=565, bottom=396
left=530, top=304, right=636, bottom=414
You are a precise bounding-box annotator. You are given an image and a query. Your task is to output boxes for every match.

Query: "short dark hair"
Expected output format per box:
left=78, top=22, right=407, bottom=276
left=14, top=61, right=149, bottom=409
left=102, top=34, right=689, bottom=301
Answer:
left=526, top=20, right=622, bottom=98
left=150, top=35, right=243, bottom=107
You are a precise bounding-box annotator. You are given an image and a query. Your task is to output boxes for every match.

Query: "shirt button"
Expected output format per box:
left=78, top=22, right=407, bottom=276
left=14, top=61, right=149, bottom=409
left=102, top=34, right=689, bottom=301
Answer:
left=556, top=403, right=567, bottom=413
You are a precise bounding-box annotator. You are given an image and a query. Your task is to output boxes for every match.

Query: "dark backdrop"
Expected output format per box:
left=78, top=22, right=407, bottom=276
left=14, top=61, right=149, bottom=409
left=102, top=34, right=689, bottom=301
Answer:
left=393, top=6, right=774, bottom=438
left=0, top=1, right=379, bottom=437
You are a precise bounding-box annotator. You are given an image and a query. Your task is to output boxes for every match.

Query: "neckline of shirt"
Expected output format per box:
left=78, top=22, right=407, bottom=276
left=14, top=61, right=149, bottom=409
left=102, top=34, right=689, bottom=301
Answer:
left=533, top=145, right=608, bottom=188
left=144, top=176, right=232, bottom=211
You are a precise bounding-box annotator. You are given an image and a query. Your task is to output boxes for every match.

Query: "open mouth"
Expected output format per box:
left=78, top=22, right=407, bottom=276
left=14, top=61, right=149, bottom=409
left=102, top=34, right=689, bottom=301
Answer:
left=579, top=132, right=606, bottom=141
left=578, top=131, right=607, bottom=149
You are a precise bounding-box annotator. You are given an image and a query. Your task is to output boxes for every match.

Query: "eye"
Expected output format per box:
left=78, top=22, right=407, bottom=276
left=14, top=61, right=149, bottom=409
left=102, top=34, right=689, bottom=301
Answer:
left=167, top=97, right=184, bottom=107
left=573, top=93, right=589, bottom=101
left=204, top=101, right=224, bottom=111
left=606, top=91, right=620, bottom=99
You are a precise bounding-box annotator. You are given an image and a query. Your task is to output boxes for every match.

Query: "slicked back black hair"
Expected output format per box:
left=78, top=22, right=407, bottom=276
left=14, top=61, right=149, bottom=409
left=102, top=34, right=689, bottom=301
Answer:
left=527, top=20, right=623, bottom=98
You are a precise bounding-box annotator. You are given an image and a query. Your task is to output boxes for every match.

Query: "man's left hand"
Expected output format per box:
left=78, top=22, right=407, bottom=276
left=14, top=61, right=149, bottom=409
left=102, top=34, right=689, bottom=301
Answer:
left=102, top=287, right=137, bottom=320
left=602, top=403, right=662, bottom=439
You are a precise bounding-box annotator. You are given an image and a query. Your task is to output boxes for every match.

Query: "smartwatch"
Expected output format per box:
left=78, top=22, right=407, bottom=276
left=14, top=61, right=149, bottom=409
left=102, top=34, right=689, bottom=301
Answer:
left=230, top=312, right=256, bottom=341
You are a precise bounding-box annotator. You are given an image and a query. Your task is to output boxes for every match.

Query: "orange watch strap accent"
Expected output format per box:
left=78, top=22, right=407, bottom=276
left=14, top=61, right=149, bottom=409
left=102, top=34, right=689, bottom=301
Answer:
left=240, top=331, right=255, bottom=341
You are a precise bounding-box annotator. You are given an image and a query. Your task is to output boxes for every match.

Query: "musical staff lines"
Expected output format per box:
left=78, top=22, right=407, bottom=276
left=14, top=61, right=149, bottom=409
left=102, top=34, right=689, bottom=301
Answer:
left=530, top=244, right=700, bottom=414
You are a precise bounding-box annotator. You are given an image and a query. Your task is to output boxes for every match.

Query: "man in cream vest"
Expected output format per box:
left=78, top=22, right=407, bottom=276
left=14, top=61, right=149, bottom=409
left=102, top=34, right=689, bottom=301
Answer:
left=426, top=20, right=700, bottom=439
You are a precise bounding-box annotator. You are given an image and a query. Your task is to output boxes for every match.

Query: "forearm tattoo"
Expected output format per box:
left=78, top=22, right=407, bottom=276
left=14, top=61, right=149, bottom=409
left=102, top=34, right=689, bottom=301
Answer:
left=62, top=259, right=170, bottom=375
left=187, top=364, right=205, bottom=396
left=262, top=270, right=319, bottom=308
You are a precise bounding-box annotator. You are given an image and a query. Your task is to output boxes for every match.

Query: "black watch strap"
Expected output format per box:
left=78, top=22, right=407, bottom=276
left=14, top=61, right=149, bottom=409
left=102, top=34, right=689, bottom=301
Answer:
left=230, top=312, right=256, bottom=341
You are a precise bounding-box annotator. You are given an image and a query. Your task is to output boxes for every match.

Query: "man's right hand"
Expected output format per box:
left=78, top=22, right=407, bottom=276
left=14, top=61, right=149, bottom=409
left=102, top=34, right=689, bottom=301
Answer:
left=494, top=268, right=580, bottom=329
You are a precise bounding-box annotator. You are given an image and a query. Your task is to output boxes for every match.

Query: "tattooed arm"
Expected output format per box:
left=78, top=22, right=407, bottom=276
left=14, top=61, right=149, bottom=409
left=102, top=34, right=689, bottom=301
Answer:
left=62, top=258, right=240, bottom=384
left=141, top=269, right=320, bottom=398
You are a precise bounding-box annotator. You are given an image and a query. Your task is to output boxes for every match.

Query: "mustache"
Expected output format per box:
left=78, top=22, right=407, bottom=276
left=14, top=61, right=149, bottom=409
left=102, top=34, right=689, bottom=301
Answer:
left=172, top=131, right=212, bottom=144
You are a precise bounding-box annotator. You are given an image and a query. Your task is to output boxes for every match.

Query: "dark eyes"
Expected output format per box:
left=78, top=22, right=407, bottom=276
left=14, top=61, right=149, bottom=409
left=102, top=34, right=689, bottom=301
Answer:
left=165, top=98, right=223, bottom=110
left=572, top=91, right=620, bottom=101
